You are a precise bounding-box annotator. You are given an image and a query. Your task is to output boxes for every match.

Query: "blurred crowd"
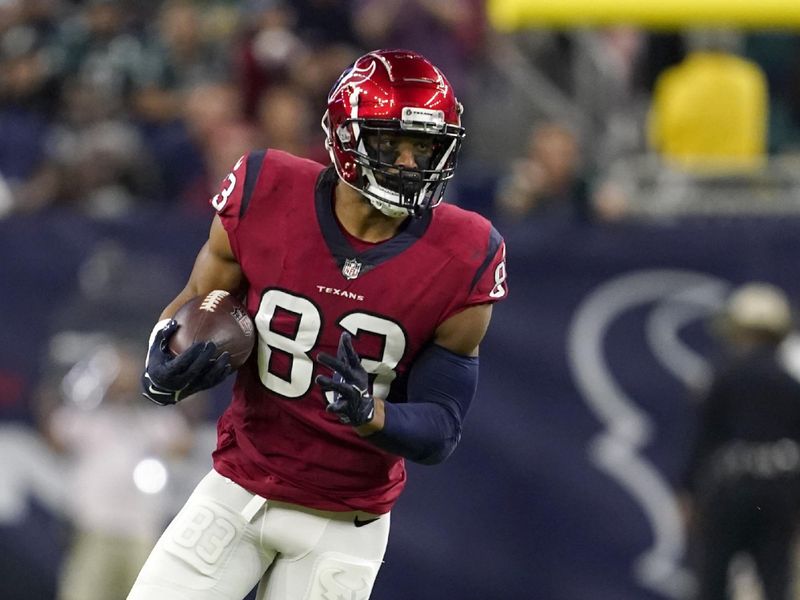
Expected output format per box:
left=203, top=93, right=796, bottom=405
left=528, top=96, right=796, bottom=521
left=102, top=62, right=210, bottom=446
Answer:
left=0, top=0, right=488, bottom=218
left=3, top=1, right=800, bottom=224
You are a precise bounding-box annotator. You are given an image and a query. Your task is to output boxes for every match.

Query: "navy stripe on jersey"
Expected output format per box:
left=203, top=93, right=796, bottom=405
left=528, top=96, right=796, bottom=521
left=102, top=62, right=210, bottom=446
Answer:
left=240, top=150, right=268, bottom=218
left=314, top=166, right=432, bottom=279
left=469, top=226, right=503, bottom=292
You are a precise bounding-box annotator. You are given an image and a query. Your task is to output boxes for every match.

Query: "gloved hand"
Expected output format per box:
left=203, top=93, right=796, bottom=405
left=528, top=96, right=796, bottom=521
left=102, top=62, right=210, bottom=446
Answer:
left=315, top=332, right=375, bottom=426
left=142, top=319, right=232, bottom=406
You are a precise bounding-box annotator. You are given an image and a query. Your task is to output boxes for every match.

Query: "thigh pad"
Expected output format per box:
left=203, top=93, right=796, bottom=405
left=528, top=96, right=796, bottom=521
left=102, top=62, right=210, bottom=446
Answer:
left=164, top=497, right=245, bottom=582
left=305, top=552, right=381, bottom=600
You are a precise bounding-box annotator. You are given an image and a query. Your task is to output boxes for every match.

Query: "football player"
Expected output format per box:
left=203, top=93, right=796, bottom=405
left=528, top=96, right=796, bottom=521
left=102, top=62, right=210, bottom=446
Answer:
left=128, top=49, right=508, bottom=600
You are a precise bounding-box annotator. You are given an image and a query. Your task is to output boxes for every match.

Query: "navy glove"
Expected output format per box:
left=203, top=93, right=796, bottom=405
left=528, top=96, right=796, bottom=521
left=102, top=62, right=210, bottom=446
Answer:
left=142, top=319, right=232, bottom=406
left=315, top=332, right=375, bottom=426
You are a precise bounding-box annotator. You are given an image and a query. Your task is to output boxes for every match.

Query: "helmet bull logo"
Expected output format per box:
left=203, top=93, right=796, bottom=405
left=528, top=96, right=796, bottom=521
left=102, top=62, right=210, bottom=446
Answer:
left=327, top=61, right=377, bottom=103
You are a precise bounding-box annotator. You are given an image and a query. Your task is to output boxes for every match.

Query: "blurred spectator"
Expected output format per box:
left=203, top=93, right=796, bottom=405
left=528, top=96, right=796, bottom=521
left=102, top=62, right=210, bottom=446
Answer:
left=255, top=83, right=327, bottom=162
left=41, top=339, right=192, bottom=600
left=590, top=177, right=632, bottom=223
left=570, top=27, right=650, bottom=169
left=235, top=0, right=309, bottom=119
left=680, top=282, right=800, bottom=600
left=292, top=0, right=358, bottom=48
left=42, top=77, right=158, bottom=217
left=175, top=80, right=258, bottom=209
left=232, top=0, right=358, bottom=128
left=132, top=0, right=230, bottom=124
left=287, top=0, right=361, bottom=116
left=351, top=0, right=485, bottom=96
left=494, top=121, right=593, bottom=222
left=0, top=13, right=58, bottom=114
left=290, top=42, right=361, bottom=119
left=647, top=30, right=769, bottom=174
left=205, top=120, right=261, bottom=188
left=0, top=0, right=63, bottom=215
left=0, top=24, right=55, bottom=214
left=132, top=0, right=230, bottom=122
left=50, top=0, right=149, bottom=103
left=129, top=0, right=237, bottom=207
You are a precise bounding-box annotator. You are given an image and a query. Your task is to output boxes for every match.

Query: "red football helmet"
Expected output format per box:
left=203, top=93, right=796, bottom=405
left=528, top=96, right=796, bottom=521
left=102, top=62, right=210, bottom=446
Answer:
left=322, top=49, right=465, bottom=217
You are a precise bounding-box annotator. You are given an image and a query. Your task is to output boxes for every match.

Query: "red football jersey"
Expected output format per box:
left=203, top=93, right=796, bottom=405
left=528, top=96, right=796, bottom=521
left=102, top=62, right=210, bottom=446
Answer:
left=209, top=150, right=508, bottom=514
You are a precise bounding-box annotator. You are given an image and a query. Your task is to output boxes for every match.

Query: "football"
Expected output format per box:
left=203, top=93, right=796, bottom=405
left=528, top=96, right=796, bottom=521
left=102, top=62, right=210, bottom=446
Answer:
left=168, top=290, right=256, bottom=370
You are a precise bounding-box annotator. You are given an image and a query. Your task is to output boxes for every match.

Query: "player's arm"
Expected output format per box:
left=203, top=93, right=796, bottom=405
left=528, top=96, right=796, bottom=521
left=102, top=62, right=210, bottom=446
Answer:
left=362, top=303, right=490, bottom=428
left=317, top=304, right=492, bottom=465
left=317, top=226, right=506, bottom=463
left=142, top=215, right=243, bottom=406
left=159, top=215, right=244, bottom=319
left=365, top=304, right=490, bottom=463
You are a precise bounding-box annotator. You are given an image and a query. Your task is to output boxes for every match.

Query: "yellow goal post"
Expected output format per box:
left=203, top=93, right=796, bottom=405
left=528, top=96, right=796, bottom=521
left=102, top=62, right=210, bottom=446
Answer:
left=487, top=0, right=800, bottom=30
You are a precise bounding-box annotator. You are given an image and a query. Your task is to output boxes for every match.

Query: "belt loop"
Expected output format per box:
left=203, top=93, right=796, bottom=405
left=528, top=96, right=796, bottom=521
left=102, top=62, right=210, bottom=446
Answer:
left=241, top=495, right=267, bottom=522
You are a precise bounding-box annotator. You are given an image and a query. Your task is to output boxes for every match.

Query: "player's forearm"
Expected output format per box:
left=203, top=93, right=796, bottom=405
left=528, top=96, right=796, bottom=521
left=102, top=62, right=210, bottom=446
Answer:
left=359, top=344, right=479, bottom=465
left=366, top=399, right=462, bottom=465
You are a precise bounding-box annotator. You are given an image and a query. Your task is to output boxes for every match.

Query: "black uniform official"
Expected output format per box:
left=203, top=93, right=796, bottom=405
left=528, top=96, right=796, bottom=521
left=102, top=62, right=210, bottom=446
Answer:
left=682, top=282, right=800, bottom=600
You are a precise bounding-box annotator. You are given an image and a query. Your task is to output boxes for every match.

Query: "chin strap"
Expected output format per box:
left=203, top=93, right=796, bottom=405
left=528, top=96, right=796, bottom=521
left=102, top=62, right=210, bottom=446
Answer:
left=368, top=196, right=412, bottom=218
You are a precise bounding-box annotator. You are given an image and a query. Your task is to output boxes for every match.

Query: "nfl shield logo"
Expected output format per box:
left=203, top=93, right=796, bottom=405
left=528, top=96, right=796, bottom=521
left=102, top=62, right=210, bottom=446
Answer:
left=342, top=258, right=362, bottom=280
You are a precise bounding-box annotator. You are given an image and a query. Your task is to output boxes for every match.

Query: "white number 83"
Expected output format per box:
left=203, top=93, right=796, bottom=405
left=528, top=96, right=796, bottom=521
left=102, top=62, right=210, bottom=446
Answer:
left=254, top=289, right=407, bottom=400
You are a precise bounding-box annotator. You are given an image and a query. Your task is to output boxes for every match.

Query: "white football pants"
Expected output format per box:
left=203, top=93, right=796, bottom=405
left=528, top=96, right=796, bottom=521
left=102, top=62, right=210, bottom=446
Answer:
left=127, top=469, right=390, bottom=600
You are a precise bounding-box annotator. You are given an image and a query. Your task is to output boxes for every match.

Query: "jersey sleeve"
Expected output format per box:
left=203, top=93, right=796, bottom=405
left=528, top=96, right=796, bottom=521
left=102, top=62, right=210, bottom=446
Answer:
left=436, top=223, right=508, bottom=325
left=209, top=150, right=267, bottom=260
left=465, top=226, right=508, bottom=306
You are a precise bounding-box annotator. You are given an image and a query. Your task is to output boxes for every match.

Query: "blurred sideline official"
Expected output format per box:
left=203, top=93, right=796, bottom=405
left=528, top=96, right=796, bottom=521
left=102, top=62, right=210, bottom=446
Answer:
left=680, top=283, right=800, bottom=600
left=41, top=341, right=192, bottom=600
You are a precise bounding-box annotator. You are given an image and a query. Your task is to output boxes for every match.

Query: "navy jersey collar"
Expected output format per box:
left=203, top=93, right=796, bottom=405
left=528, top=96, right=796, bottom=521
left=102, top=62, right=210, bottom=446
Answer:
left=314, top=166, right=432, bottom=279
